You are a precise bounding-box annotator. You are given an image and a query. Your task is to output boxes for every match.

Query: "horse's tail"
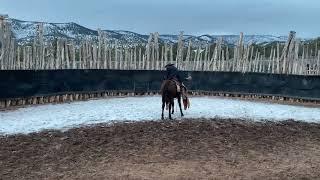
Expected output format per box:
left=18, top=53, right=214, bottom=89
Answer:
left=183, top=97, right=191, bottom=110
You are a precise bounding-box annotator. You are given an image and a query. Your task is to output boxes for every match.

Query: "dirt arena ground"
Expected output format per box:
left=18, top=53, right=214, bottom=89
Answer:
left=1, top=119, right=320, bottom=179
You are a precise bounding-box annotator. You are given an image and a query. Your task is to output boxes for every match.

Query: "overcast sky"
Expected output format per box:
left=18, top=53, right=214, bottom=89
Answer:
left=0, top=0, right=319, bottom=37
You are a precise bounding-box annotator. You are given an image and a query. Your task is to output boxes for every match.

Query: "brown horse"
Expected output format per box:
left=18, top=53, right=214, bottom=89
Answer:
left=161, top=80, right=184, bottom=120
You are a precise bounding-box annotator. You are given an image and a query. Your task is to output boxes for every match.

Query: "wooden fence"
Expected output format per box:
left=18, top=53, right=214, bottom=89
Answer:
left=1, top=18, right=320, bottom=75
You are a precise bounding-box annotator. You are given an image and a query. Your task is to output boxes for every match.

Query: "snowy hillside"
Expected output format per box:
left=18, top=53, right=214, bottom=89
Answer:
left=9, top=18, right=289, bottom=46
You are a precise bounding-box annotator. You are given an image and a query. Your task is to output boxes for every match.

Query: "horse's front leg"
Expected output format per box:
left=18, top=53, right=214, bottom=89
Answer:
left=178, top=95, right=184, bottom=117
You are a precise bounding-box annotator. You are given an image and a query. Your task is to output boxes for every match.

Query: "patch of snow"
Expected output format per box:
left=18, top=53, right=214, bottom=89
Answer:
left=1, top=96, right=320, bottom=135
left=198, top=35, right=212, bottom=41
left=159, top=35, right=179, bottom=43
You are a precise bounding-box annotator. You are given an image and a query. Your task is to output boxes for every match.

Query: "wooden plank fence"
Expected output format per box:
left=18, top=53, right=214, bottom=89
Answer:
left=0, top=17, right=320, bottom=75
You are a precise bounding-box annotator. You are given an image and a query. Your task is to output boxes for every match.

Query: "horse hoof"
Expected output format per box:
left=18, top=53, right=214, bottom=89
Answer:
left=181, top=114, right=184, bottom=117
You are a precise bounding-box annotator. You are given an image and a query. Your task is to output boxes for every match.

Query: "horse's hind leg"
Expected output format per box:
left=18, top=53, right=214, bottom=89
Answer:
left=171, top=100, right=174, bottom=114
left=161, top=97, right=165, bottom=120
left=161, top=102, right=165, bottom=120
left=178, top=95, right=184, bottom=117
left=168, top=100, right=173, bottom=120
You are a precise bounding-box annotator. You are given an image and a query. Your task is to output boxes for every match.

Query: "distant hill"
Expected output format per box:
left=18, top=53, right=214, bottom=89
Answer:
left=8, top=18, right=294, bottom=46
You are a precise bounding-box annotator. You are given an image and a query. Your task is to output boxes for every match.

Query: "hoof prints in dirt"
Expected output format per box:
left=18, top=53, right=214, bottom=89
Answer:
left=1, top=119, right=320, bottom=179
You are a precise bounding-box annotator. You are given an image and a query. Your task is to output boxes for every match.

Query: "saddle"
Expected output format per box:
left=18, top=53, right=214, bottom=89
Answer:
left=171, top=79, right=182, bottom=93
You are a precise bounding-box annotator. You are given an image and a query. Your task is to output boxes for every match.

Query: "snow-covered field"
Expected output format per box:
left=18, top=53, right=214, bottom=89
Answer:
left=1, top=96, right=320, bottom=135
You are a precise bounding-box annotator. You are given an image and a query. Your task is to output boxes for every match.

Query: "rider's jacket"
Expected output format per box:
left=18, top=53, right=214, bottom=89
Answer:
left=165, top=64, right=181, bottom=83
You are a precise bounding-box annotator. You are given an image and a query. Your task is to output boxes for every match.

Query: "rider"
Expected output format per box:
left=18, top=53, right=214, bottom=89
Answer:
left=165, top=63, right=181, bottom=82
left=164, top=63, right=187, bottom=99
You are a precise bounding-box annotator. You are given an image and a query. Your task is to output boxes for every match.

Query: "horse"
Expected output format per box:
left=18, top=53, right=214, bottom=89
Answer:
left=161, top=80, right=184, bottom=120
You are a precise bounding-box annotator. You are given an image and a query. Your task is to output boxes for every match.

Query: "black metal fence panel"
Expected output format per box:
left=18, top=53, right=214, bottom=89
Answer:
left=0, top=70, right=319, bottom=100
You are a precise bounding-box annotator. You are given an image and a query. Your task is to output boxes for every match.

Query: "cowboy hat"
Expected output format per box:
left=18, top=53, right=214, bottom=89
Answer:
left=165, top=63, right=175, bottom=68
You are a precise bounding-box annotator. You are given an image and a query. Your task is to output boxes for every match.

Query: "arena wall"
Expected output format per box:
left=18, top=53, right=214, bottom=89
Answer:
left=1, top=70, right=320, bottom=101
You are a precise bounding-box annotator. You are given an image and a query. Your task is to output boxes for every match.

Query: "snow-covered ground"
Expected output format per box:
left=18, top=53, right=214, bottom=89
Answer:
left=1, top=96, right=320, bottom=135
